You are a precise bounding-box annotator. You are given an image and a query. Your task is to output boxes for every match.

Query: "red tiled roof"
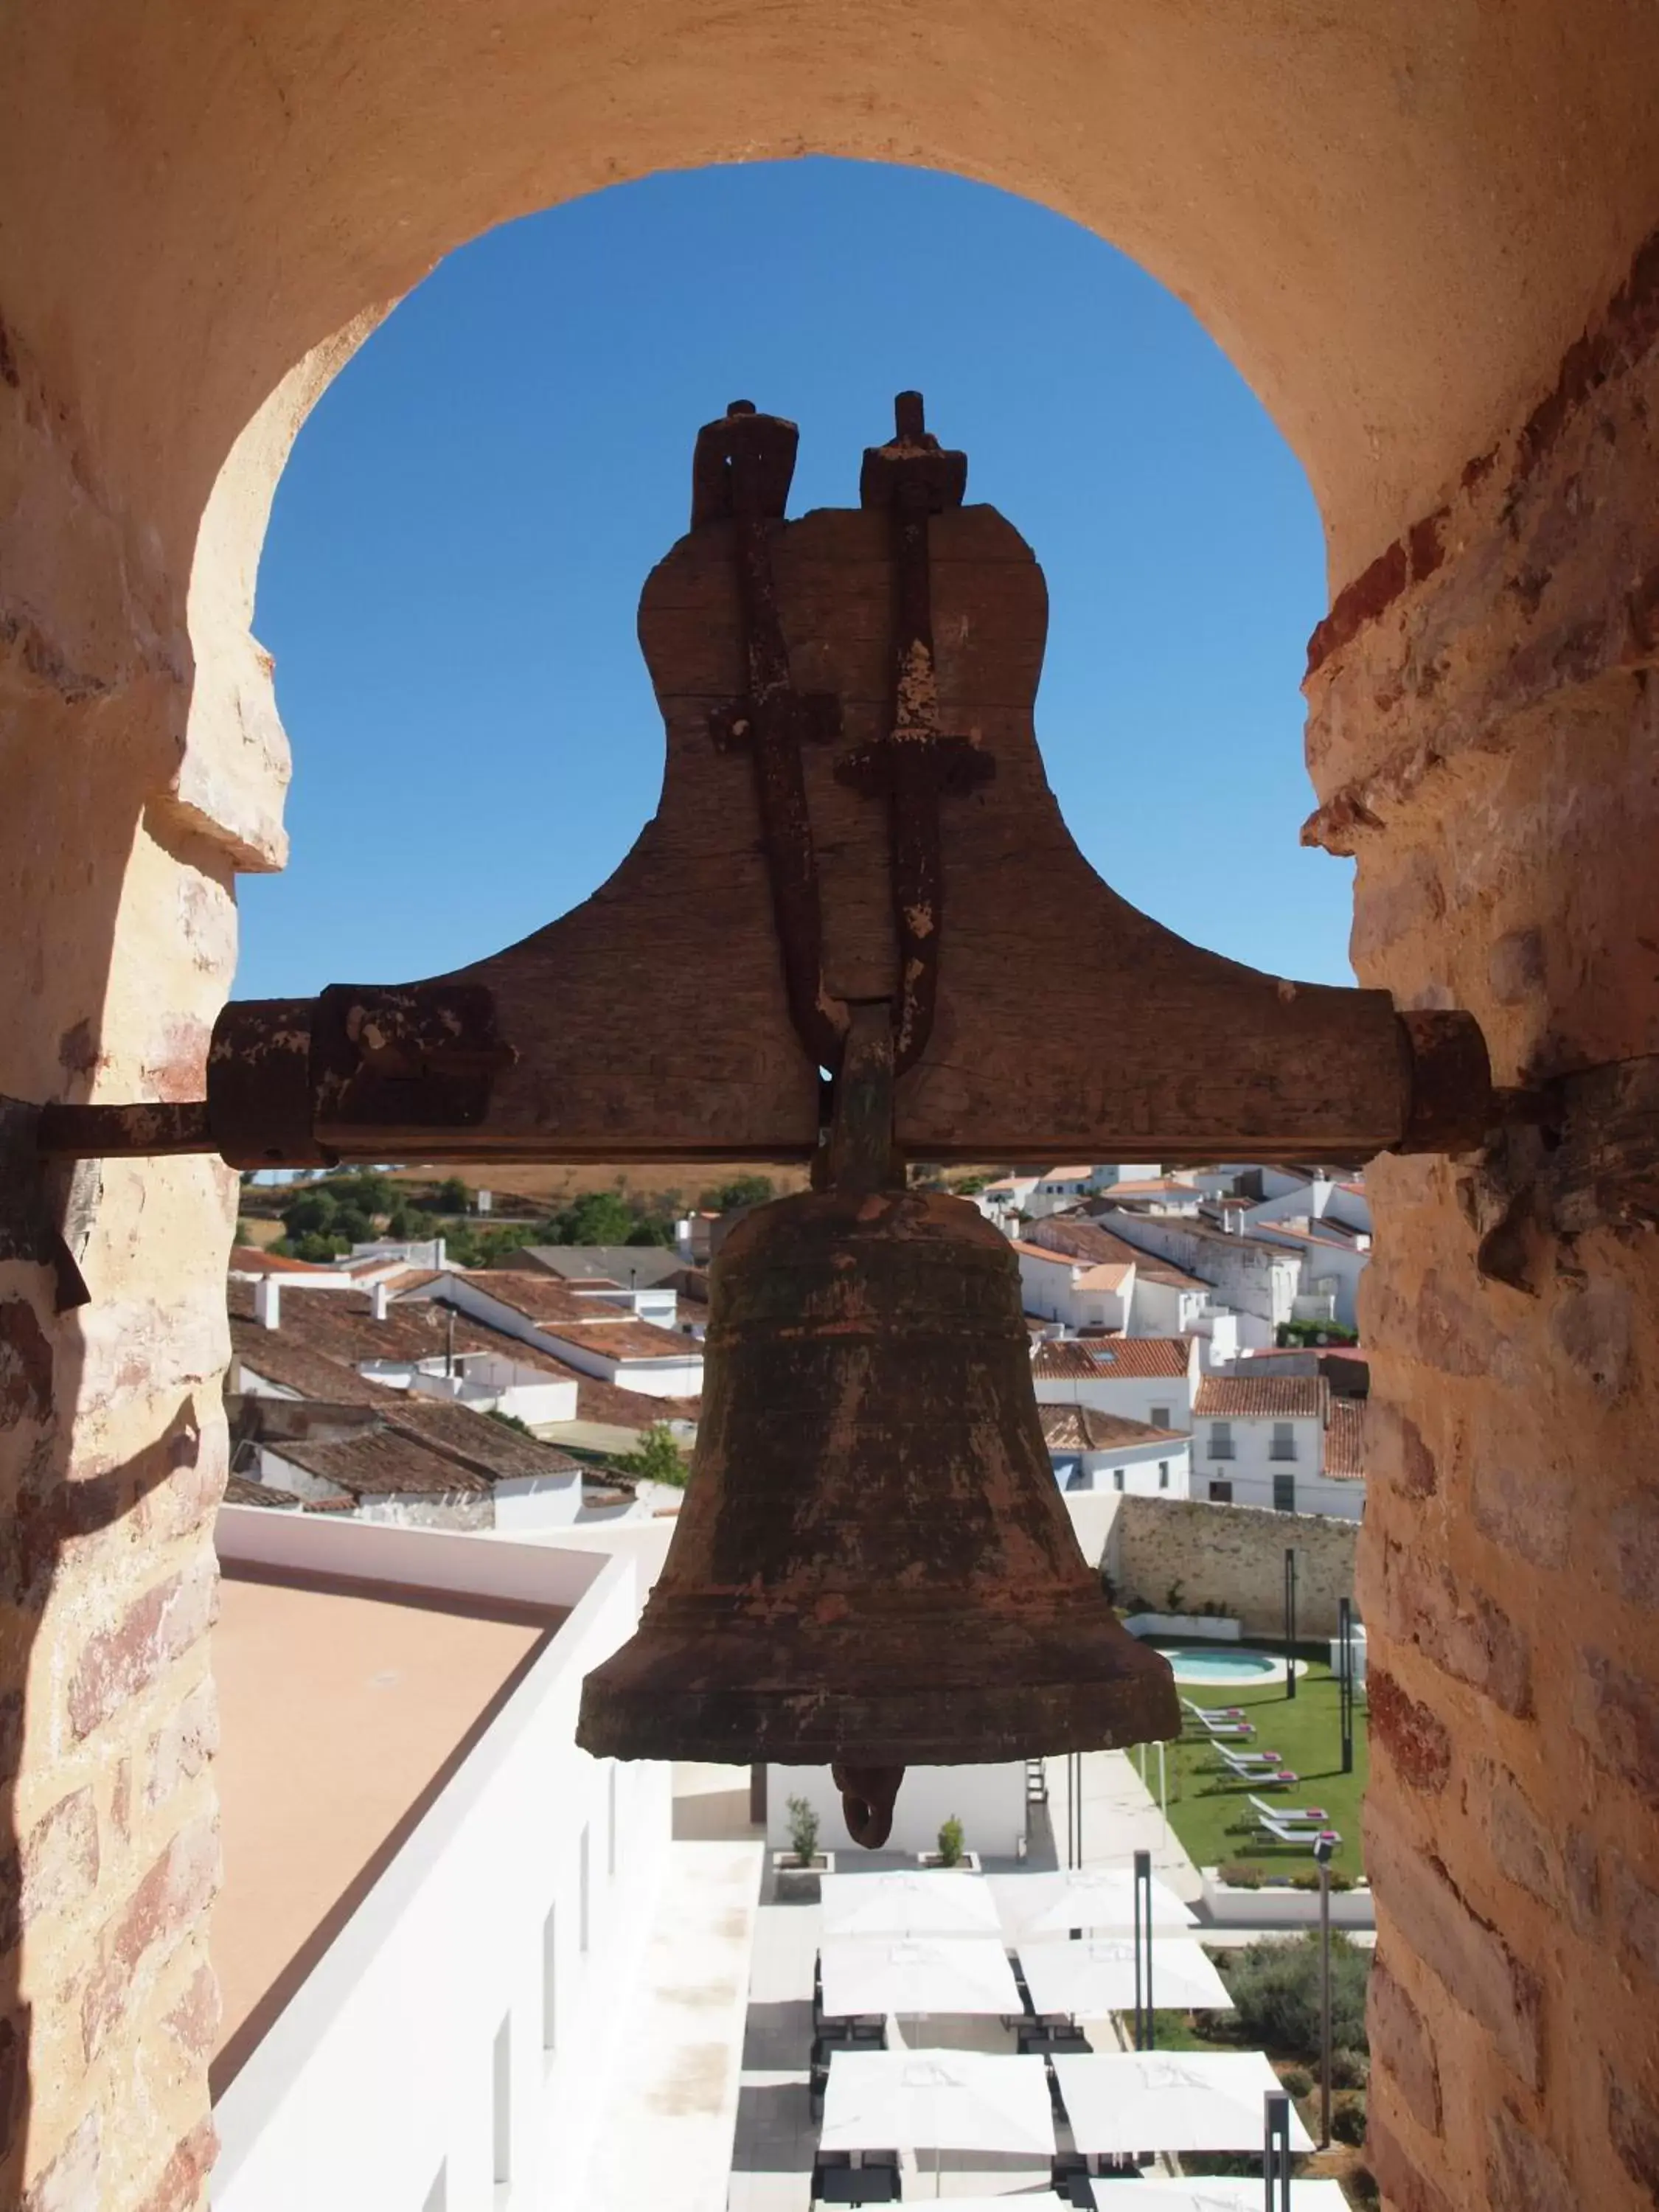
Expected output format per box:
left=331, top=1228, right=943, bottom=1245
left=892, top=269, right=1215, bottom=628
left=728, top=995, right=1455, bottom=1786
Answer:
left=1022, top=1218, right=1207, bottom=1291
left=1040, top=1406, right=1188, bottom=1451
left=1195, top=1375, right=1328, bottom=1420
left=1324, top=1398, right=1367, bottom=1478
left=448, top=1275, right=698, bottom=1363
left=1031, top=1337, right=1193, bottom=1380
left=228, top=1318, right=404, bottom=1407
left=229, top=1245, right=336, bottom=1275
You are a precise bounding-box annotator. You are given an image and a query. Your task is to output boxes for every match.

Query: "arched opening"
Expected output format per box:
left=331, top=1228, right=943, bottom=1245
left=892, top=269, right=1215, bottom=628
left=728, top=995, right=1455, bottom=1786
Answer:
left=4, top=10, right=1658, bottom=2208
left=236, top=158, right=1340, bottom=1011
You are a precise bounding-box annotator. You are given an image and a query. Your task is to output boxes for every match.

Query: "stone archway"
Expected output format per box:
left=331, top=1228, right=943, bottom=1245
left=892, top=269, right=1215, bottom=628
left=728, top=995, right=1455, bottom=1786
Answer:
left=3, top=7, right=1658, bottom=2205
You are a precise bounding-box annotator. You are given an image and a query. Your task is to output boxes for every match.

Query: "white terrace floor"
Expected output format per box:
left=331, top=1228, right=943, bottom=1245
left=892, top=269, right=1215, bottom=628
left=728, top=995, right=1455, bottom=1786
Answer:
left=711, top=1748, right=1198, bottom=2212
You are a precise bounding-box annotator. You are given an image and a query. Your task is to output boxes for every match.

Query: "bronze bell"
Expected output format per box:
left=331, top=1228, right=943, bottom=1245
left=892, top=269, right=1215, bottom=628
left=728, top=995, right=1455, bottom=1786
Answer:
left=576, top=1183, right=1180, bottom=1845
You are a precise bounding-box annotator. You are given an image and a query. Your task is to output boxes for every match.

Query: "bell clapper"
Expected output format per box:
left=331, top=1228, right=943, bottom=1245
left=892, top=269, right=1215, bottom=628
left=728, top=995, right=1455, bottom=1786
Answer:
left=831, top=1763, right=905, bottom=1850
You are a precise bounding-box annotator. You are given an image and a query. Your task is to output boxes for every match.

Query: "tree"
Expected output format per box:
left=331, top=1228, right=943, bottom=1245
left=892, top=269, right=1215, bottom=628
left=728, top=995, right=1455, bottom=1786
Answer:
left=386, top=1203, right=422, bottom=1239
left=625, top=1216, right=675, bottom=1248
left=544, top=1189, right=636, bottom=1246
left=700, top=1174, right=773, bottom=1213
left=1220, top=1933, right=1369, bottom=2063
left=282, top=1188, right=338, bottom=1240
left=613, top=1424, right=690, bottom=1488
left=431, top=1176, right=470, bottom=1214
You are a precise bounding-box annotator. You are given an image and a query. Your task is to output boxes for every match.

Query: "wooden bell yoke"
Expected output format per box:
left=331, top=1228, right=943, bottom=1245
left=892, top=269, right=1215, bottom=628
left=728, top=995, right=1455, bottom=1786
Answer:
left=38, top=394, right=1495, bottom=1177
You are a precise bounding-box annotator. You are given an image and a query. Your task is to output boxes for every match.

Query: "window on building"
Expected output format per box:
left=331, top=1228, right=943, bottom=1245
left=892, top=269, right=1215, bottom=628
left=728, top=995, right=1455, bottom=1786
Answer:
left=1273, top=1472, right=1297, bottom=1513
left=1113, top=1468, right=1125, bottom=1492
left=541, top=1905, right=557, bottom=2053
left=1208, top=1478, right=1234, bottom=1503
left=1270, top=1422, right=1297, bottom=1461
left=579, top=1825, right=591, bottom=1953
left=492, top=2014, right=512, bottom=2189
left=1209, top=1421, right=1235, bottom=1460
left=1158, top=1461, right=1169, bottom=1489
left=1150, top=1404, right=1172, bottom=1429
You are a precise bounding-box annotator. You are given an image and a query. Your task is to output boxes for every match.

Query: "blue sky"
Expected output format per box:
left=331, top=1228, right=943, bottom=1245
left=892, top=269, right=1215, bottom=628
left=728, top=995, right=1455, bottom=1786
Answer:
left=244, top=157, right=1349, bottom=1002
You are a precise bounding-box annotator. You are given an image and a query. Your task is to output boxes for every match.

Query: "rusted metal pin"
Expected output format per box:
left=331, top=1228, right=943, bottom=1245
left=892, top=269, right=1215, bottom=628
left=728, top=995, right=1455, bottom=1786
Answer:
left=832, top=1763, right=905, bottom=1850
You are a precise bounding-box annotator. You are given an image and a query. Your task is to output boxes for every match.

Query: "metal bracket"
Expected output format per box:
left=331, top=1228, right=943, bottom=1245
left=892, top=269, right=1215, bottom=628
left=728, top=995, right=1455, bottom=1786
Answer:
left=1468, top=1051, right=1659, bottom=1291
left=0, top=1096, right=92, bottom=1310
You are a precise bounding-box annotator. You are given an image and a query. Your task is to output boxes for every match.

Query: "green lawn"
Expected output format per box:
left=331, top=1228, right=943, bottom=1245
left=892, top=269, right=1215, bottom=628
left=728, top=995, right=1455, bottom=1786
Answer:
left=1151, top=1648, right=1368, bottom=1881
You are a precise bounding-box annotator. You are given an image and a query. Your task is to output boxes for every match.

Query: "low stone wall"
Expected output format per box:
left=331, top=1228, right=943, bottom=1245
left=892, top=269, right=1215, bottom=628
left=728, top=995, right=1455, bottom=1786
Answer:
left=1106, top=1495, right=1357, bottom=1639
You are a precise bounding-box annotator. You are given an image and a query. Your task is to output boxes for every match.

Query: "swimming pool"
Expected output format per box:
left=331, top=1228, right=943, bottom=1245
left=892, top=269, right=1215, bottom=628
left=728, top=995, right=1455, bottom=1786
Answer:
left=1160, top=1646, right=1304, bottom=1686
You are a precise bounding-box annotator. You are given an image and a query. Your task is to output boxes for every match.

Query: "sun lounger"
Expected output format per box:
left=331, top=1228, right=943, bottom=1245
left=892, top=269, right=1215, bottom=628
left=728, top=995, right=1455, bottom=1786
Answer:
left=1214, top=1742, right=1287, bottom=1772
left=1255, top=1810, right=1341, bottom=1847
left=1248, top=1791, right=1328, bottom=1822
left=1181, top=1698, right=1247, bottom=1720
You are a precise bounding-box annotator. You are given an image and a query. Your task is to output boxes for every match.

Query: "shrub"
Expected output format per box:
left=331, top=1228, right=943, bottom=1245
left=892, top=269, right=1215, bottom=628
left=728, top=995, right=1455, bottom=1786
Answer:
left=786, top=1795, right=821, bottom=1863
left=1278, top=2066, right=1313, bottom=2100
left=1331, top=2046, right=1370, bottom=2090
left=1217, top=1861, right=1265, bottom=1888
left=936, top=1815, right=966, bottom=1867
left=1332, top=2093, right=1368, bottom=2146
left=613, top=1424, right=690, bottom=1487
left=1348, top=2165, right=1380, bottom=2207
left=1220, top=1933, right=1369, bottom=2063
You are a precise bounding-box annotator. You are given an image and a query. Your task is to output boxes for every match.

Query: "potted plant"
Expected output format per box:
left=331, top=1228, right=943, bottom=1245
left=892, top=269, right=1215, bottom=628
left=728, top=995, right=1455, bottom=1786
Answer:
left=773, top=1793, right=835, bottom=1900
left=916, top=1814, right=981, bottom=1873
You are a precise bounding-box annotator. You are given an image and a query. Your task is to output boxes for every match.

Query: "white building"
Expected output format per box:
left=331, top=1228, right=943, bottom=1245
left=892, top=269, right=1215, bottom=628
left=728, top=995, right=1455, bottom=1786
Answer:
left=1087, top=1208, right=1303, bottom=1349
left=415, top=1272, right=705, bottom=1401
left=1040, top=1405, right=1192, bottom=1498
left=1030, top=1334, right=1200, bottom=1430
left=236, top=1277, right=581, bottom=1427
left=1018, top=1215, right=1217, bottom=1338
left=207, top=1506, right=756, bottom=2212
left=1011, top=1239, right=1133, bottom=1333
left=974, top=1165, right=1120, bottom=1229
left=1191, top=1374, right=1365, bottom=1518
left=1245, top=1216, right=1372, bottom=1332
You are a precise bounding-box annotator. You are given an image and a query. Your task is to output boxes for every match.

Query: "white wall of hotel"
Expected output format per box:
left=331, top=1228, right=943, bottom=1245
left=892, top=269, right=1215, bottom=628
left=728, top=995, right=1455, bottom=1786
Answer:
left=1032, top=1366, right=1195, bottom=1430
left=768, top=1759, right=1029, bottom=1861
left=1050, top=1437, right=1192, bottom=1499
left=419, top=1276, right=705, bottom=1399
left=211, top=1508, right=674, bottom=2212
left=1195, top=1416, right=1363, bottom=1520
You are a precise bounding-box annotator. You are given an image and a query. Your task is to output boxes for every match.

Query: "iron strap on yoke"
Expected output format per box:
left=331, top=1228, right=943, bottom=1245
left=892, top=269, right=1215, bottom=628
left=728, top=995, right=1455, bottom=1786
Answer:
left=699, top=391, right=995, bottom=1102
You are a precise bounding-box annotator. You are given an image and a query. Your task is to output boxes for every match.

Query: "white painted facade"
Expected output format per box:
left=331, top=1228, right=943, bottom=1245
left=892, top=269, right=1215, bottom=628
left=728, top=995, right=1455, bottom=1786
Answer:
left=425, top=1275, right=705, bottom=1399
left=1014, top=1245, right=1130, bottom=1333
left=1093, top=1210, right=1301, bottom=1344
left=768, top=1759, right=1029, bottom=1862
left=211, top=1509, right=675, bottom=2212
left=1051, top=1435, right=1192, bottom=1500
left=1032, top=1349, right=1200, bottom=1433
left=1194, top=1411, right=1362, bottom=1519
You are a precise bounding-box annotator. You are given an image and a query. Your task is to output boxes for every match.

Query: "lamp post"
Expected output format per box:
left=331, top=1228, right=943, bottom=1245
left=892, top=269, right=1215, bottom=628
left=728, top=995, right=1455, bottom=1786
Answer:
left=1312, top=1831, right=1335, bottom=2147
left=1338, top=1596, right=1355, bottom=1775
left=1263, top=2089, right=1292, bottom=2212
left=1132, top=1849, right=1155, bottom=2051
left=1284, top=1548, right=1298, bottom=1700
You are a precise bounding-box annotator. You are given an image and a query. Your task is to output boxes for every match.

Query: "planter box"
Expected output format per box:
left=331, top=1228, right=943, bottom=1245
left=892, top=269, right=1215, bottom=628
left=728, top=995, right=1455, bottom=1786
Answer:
left=1200, top=1867, right=1375, bottom=1929
left=773, top=1850, right=835, bottom=1902
left=1124, top=1613, right=1242, bottom=1642
left=914, top=1851, right=983, bottom=1874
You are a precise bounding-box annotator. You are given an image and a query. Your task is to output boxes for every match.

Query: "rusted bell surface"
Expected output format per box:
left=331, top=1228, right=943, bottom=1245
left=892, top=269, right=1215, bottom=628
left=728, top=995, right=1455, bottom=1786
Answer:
left=576, top=1187, right=1179, bottom=1777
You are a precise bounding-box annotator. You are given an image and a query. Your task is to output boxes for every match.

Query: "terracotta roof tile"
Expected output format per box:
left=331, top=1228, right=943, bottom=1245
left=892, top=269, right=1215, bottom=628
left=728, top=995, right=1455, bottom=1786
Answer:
left=1022, top=1217, right=1208, bottom=1291
left=1324, top=1397, right=1367, bottom=1478
left=1040, top=1406, right=1188, bottom=1450
left=1031, top=1336, right=1193, bottom=1380
left=1194, top=1374, right=1328, bottom=1419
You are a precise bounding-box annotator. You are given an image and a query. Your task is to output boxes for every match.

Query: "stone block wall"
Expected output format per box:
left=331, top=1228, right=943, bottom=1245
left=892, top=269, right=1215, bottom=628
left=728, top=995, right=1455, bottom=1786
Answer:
left=1304, top=229, right=1659, bottom=2211
left=0, top=312, right=274, bottom=2205
left=1107, top=1494, right=1357, bottom=1639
